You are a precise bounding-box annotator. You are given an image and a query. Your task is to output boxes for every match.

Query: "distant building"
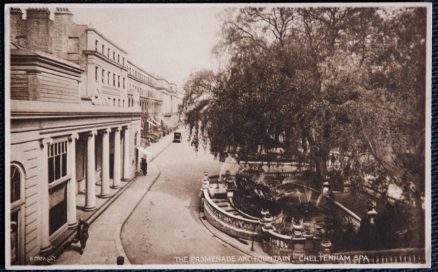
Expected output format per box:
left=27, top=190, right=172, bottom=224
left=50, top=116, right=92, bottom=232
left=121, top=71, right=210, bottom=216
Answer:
left=8, top=7, right=180, bottom=265
left=127, top=61, right=180, bottom=142
left=127, top=61, right=162, bottom=134
left=156, top=78, right=180, bottom=130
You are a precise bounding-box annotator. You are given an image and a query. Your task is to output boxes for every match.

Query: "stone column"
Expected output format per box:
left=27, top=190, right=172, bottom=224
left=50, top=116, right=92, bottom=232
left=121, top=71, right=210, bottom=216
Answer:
left=85, top=130, right=97, bottom=211
left=100, top=128, right=111, bottom=198
left=202, top=172, right=210, bottom=190
left=112, top=127, right=121, bottom=188
left=67, top=133, right=79, bottom=229
left=39, top=138, right=53, bottom=254
left=322, top=180, right=330, bottom=196
left=320, top=239, right=332, bottom=254
left=123, top=126, right=130, bottom=180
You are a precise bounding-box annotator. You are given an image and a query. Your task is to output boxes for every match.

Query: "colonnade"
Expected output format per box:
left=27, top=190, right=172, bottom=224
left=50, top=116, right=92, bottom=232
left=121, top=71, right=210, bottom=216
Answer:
left=79, top=126, right=131, bottom=211
left=39, top=125, right=131, bottom=253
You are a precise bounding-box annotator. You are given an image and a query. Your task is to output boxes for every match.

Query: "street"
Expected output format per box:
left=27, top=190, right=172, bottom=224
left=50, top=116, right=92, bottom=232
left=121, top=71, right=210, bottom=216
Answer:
left=121, top=129, right=248, bottom=264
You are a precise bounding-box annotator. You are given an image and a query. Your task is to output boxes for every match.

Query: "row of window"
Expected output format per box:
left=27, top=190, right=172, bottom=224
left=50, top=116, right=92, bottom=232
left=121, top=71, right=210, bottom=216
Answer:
left=128, top=67, right=155, bottom=86
left=129, top=83, right=155, bottom=99
left=140, top=99, right=160, bottom=114
left=95, top=40, right=125, bottom=66
left=127, top=68, right=176, bottom=93
left=94, top=66, right=125, bottom=89
left=107, top=95, right=136, bottom=108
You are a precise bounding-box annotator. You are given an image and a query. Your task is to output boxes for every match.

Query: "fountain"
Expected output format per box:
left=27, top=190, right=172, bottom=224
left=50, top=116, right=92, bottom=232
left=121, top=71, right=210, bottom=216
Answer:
left=219, top=162, right=337, bottom=250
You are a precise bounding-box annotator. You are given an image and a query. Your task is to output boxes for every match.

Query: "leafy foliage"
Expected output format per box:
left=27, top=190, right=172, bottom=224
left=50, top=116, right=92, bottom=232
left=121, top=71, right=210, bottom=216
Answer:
left=183, top=7, right=426, bottom=199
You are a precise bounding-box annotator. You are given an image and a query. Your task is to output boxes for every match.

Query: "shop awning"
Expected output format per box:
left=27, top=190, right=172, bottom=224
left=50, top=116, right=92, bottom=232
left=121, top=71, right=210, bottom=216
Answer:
left=136, top=146, right=153, bottom=160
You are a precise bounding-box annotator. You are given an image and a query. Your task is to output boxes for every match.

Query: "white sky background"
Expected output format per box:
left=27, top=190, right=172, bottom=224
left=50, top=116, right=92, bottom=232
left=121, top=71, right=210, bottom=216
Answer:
left=11, top=4, right=423, bottom=92
left=69, top=5, right=225, bottom=90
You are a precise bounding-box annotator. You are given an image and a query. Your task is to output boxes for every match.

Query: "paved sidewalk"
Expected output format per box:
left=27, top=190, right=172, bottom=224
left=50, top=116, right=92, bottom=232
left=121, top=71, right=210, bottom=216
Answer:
left=54, top=133, right=174, bottom=265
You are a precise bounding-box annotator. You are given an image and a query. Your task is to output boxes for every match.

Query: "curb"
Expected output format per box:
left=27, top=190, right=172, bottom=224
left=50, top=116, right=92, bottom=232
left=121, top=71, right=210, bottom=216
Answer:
left=149, top=138, right=174, bottom=162
left=113, top=163, right=161, bottom=264
left=118, top=138, right=173, bottom=264
left=118, top=163, right=161, bottom=265
left=53, top=137, right=173, bottom=264
left=52, top=174, right=139, bottom=261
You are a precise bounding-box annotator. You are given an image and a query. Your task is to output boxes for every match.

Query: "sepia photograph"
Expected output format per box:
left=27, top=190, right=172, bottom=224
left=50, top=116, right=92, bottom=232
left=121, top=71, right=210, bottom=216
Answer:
left=5, top=3, right=431, bottom=269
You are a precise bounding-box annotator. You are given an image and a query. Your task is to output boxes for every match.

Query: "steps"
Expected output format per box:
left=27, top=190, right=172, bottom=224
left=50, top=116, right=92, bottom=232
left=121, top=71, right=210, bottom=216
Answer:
left=211, top=198, right=252, bottom=220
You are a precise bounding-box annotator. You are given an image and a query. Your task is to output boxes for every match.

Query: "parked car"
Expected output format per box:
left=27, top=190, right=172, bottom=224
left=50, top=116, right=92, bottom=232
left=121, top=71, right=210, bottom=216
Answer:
left=173, top=132, right=182, bottom=143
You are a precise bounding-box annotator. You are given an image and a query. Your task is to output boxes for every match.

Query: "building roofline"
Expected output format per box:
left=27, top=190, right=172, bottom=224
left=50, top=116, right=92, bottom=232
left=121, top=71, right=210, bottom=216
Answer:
left=86, top=28, right=128, bottom=54
left=127, top=60, right=177, bottom=89
left=127, top=74, right=157, bottom=89
left=127, top=60, right=161, bottom=80
left=11, top=49, right=83, bottom=73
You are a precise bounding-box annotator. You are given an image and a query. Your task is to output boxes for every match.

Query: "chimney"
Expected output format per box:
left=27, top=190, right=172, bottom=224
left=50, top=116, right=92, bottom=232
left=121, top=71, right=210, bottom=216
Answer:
left=53, top=7, right=73, bottom=57
left=25, top=8, right=52, bottom=53
left=10, top=8, right=24, bottom=46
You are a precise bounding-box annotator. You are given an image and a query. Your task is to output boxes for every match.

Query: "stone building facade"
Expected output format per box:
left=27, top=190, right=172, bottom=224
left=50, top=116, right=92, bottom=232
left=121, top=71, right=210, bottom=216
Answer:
left=127, top=61, right=180, bottom=136
left=8, top=7, right=178, bottom=265
left=127, top=61, right=162, bottom=133
left=157, top=79, right=180, bottom=130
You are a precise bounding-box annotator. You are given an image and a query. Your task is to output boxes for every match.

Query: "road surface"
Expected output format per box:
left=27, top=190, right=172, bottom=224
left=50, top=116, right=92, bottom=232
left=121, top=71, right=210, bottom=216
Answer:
left=121, top=130, right=249, bottom=264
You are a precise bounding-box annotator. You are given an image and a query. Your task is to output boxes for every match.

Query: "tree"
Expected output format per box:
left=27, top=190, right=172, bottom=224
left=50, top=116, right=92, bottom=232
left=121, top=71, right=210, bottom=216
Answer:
left=182, top=70, right=217, bottom=151
left=319, top=8, right=426, bottom=197
left=183, top=7, right=426, bottom=194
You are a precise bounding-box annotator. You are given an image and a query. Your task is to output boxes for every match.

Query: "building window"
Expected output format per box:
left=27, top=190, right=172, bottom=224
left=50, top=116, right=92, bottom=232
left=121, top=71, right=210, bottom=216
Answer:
left=10, top=164, right=25, bottom=265
left=113, top=74, right=116, bottom=86
left=107, top=71, right=110, bottom=85
left=123, top=77, right=125, bottom=89
left=47, top=141, right=68, bottom=235
left=95, top=40, right=98, bottom=51
left=108, top=48, right=110, bottom=57
left=118, top=76, right=120, bottom=88
left=102, top=44, right=105, bottom=54
left=95, top=66, right=99, bottom=81
left=48, top=142, right=68, bottom=183
left=102, top=69, right=105, bottom=84
left=11, top=165, right=22, bottom=204
left=118, top=54, right=120, bottom=63
left=113, top=52, right=115, bottom=60
left=123, top=57, right=125, bottom=66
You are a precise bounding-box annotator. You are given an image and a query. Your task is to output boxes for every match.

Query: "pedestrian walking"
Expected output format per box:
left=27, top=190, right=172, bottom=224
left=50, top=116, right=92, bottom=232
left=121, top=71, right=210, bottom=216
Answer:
left=72, top=218, right=89, bottom=255
left=141, top=157, right=148, bottom=176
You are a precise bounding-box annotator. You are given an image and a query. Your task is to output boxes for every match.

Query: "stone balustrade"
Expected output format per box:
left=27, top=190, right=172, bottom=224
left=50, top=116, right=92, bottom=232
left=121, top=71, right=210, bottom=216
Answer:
left=201, top=172, right=423, bottom=264
left=261, top=227, right=317, bottom=262
left=264, top=171, right=296, bottom=180
left=228, top=197, right=260, bottom=221
left=331, top=200, right=362, bottom=230
left=202, top=188, right=261, bottom=240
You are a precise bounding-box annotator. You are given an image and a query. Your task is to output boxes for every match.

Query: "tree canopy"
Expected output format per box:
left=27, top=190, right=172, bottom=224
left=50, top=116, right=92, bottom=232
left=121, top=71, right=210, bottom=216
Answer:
left=183, top=7, right=426, bottom=197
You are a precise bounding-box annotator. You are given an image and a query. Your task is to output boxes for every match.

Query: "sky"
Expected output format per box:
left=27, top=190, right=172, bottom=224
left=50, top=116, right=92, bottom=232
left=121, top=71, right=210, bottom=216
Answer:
left=67, top=5, right=226, bottom=90
left=13, top=4, right=417, bottom=91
